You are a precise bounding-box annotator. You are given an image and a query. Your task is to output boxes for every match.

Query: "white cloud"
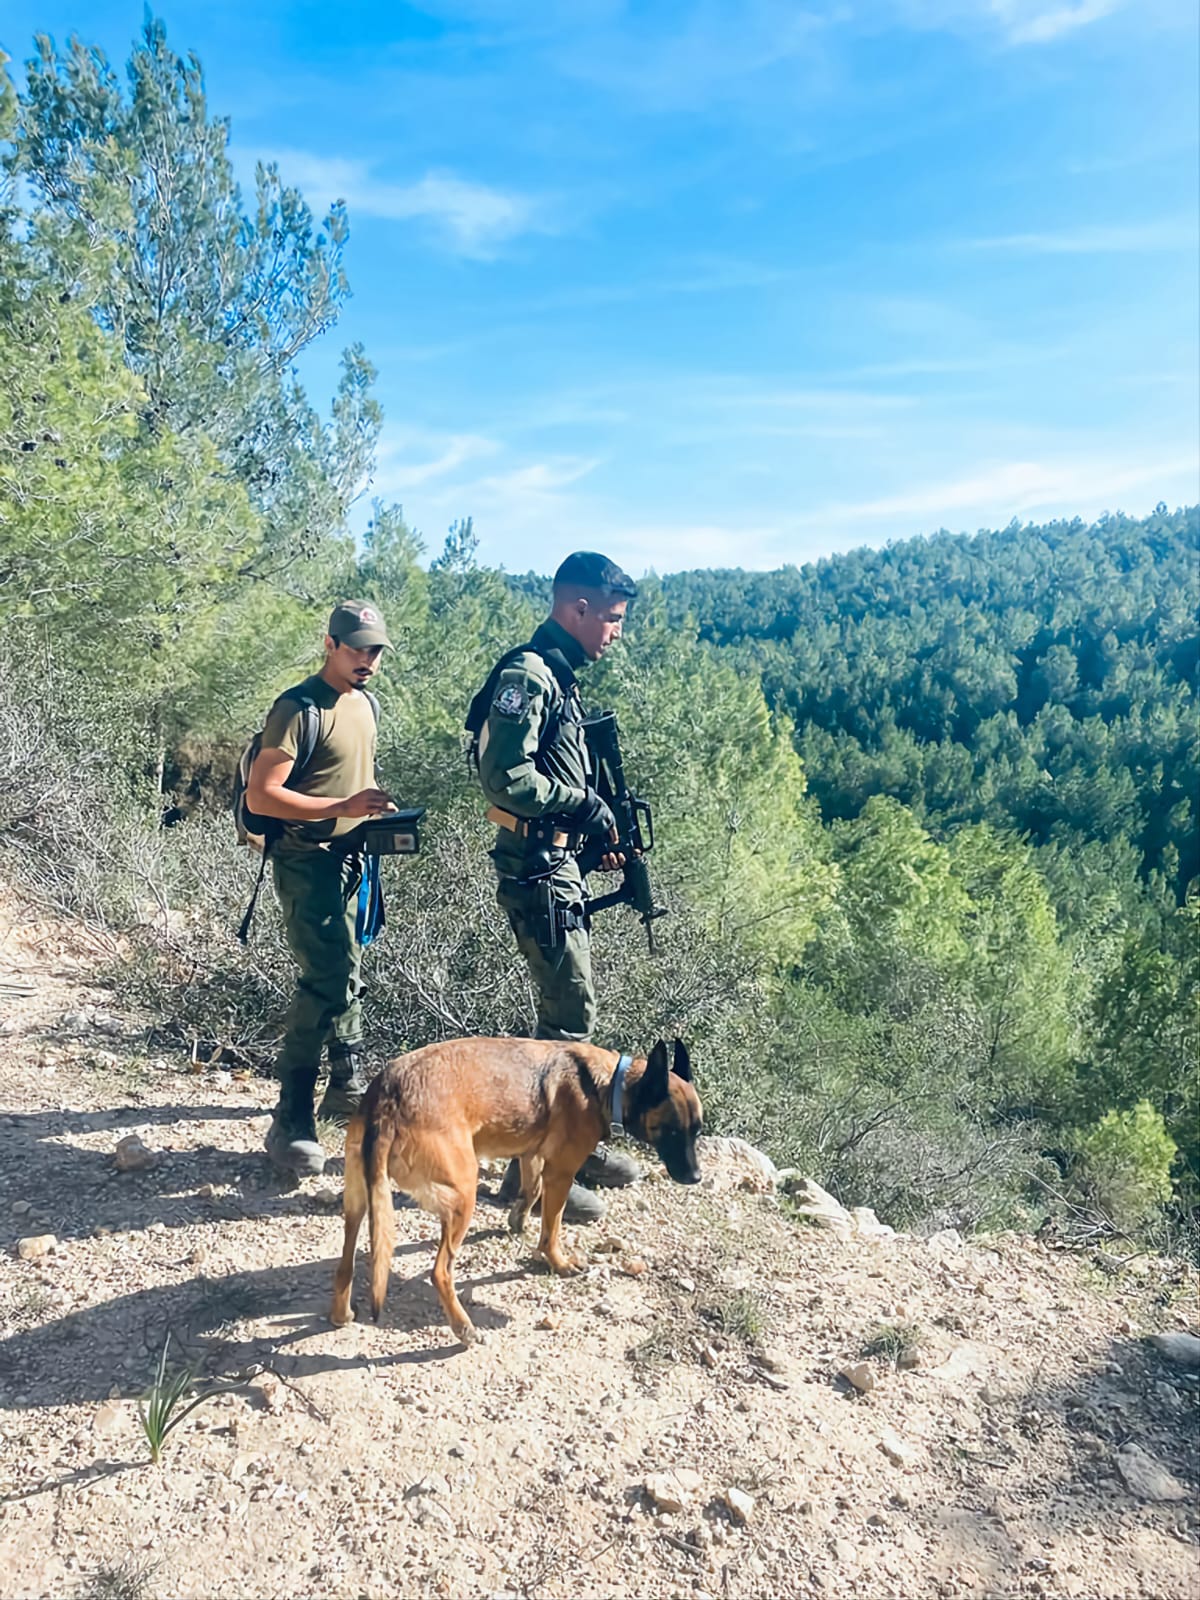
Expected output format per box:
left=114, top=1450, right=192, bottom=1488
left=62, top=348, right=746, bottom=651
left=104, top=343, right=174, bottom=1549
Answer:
left=990, top=0, right=1120, bottom=44
left=963, top=218, right=1198, bottom=254
left=372, top=428, right=500, bottom=495
left=252, top=148, right=543, bottom=256
left=797, top=453, right=1200, bottom=533
left=885, top=0, right=1125, bottom=44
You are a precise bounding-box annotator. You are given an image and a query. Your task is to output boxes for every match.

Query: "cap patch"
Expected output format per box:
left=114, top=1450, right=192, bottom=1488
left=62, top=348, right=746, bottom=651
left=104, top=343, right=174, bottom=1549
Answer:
left=493, top=684, right=529, bottom=718
left=358, top=605, right=379, bottom=624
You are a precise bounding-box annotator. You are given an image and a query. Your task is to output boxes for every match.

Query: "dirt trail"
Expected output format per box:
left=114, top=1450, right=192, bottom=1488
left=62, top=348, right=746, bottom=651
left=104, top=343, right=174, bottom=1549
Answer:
left=0, top=886, right=1196, bottom=1600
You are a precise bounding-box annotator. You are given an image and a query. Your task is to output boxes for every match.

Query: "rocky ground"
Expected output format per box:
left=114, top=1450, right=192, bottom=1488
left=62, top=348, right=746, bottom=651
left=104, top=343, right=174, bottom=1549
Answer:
left=0, top=888, right=1197, bottom=1600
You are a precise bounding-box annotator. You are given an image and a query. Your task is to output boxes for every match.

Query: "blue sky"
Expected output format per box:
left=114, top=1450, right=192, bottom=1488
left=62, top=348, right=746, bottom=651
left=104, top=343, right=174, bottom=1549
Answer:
left=4, top=1, right=1198, bottom=575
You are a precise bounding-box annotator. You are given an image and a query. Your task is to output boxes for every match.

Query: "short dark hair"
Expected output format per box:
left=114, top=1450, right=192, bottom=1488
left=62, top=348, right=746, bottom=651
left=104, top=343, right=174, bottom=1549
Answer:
left=552, top=551, right=638, bottom=600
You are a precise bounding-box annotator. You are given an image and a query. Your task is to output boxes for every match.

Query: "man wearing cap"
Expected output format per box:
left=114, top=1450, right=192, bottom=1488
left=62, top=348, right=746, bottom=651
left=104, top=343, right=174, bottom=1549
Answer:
left=473, top=551, right=642, bottom=1222
left=247, top=600, right=395, bottom=1177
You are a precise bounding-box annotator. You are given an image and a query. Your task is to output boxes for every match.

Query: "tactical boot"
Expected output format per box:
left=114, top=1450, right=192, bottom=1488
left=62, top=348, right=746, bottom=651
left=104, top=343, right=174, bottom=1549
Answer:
left=318, top=1047, right=370, bottom=1125
left=562, top=1182, right=606, bottom=1225
left=495, top=1160, right=606, bottom=1225
left=496, top=1158, right=523, bottom=1205
left=265, top=1072, right=325, bottom=1177
left=576, top=1143, right=640, bottom=1189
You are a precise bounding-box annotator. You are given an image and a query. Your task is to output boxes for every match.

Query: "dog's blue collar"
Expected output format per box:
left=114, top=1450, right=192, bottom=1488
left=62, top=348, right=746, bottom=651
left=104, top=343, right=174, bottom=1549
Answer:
left=610, top=1052, right=634, bottom=1138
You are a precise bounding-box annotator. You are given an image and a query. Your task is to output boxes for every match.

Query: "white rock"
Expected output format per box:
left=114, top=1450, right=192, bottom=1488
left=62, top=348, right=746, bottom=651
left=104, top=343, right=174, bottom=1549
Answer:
left=849, top=1206, right=895, bottom=1239
left=786, top=1178, right=856, bottom=1239
left=878, top=1430, right=917, bottom=1468
left=926, top=1228, right=964, bottom=1251
left=723, top=1486, right=755, bottom=1523
left=696, top=1135, right=780, bottom=1192
left=645, top=1469, right=704, bottom=1512
left=1115, top=1443, right=1190, bottom=1502
left=1147, top=1332, right=1200, bottom=1370
left=16, top=1234, right=56, bottom=1261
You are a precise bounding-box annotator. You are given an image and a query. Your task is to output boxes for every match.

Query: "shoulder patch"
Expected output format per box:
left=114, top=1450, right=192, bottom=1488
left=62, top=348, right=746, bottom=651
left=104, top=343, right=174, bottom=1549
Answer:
left=493, top=683, right=530, bottom=718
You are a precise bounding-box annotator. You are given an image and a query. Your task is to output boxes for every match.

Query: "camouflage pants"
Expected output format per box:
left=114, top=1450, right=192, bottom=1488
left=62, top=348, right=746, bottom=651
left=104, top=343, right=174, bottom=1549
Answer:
left=496, top=876, right=595, bottom=1043
left=272, top=846, right=364, bottom=1080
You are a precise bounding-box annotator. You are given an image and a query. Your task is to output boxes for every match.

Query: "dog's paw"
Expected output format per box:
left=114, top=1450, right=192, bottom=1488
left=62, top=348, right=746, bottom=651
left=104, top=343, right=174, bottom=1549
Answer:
left=452, top=1317, right=479, bottom=1347
left=507, top=1200, right=530, bottom=1234
left=329, top=1301, right=356, bottom=1328
left=539, top=1248, right=584, bottom=1276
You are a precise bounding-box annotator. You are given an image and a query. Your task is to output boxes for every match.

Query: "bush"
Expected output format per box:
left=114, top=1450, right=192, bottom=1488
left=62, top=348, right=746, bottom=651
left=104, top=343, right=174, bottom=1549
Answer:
left=1073, top=1100, right=1176, bottom=1231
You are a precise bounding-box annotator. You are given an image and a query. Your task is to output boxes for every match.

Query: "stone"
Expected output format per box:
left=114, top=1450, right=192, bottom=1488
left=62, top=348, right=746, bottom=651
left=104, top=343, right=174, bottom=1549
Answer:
left=696, top=1135, right=780, bottom=1192
left=784, top=1177, right=855, bottom=1239
left=674, top=1275, right=696, bottom=1293
left=405, top=1473, right=451, bottom=1499
left=16, top=1234, right=56, bottom=1261
left=536, top=1313, right=562, bottom=1331
left=723, top=1486, right=755, bottom=1523
left=1148, top=1332, right=1200, bottom=1370
left=620, top=1257, right=648, bottom=1277
left=926, top=1228, right=964, bottom=1251
left=645, top=1469, right=704, bottom=1513
left=313, top=1187, right=342, bottom=1210
left=1115, top=1444, right=1190, bottom=1502
left=878, top=1430, right=916, bottom=1468
left=10, top=1200, right=32, bottom=1215
left=114, top=1134, right=158, bottom=1173
left=93, top=1401, right=121, bottom=1436
left=849, top=1206, right=895, bottom=1240
left=840, top=1363, right=875, bottom=1394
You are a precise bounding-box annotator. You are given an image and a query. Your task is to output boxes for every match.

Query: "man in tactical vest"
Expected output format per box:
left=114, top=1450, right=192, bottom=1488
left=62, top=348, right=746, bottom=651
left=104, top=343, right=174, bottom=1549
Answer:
left=473, top=551, right=641, bottom=1222
left=247, top=600, right=395, bottom=1177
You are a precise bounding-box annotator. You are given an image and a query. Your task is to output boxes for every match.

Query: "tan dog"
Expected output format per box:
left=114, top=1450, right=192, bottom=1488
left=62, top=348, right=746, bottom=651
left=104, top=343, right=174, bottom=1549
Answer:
left=330, top=1037, right=702, bottom=1345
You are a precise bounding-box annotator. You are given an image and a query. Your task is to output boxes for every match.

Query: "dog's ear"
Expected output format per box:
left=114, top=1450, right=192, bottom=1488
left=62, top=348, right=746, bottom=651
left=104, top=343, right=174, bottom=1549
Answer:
left=671, top=1039, right=692, bottom=1082
left=635, top=1040, right=671, bottom=1108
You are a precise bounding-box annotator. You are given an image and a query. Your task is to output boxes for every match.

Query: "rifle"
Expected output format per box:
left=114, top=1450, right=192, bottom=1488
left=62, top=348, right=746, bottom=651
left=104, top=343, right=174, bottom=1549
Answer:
left=580, top=710, right=668, bottom=950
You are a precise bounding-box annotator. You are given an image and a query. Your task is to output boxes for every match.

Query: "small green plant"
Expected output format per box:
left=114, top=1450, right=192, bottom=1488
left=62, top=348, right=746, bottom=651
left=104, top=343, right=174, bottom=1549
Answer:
left=136, top=1335, right=222, bottom=1465
left=1074, top=1100, right=1177, bottom=1231
left=627, top=1319, right=682, bottom=1370
left=78, top=1556, right=159, bottom=1600
left=699, top=1289, right=767, bottom=1347
left=861, top=1320, right=926, bottom=1366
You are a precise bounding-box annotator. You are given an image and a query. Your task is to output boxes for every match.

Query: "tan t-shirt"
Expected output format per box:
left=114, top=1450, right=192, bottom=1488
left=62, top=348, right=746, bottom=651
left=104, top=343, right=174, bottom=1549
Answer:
left=261, top=674, right=377, bottom=844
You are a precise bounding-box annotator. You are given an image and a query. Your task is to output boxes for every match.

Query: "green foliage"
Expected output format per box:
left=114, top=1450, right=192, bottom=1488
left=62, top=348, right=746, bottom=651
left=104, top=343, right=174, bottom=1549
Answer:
left=1073, top=1101, right=1177, bottom=1231
left=0, top=13, right=1194, bottom=1242
left=136, top=1335, right=221, bottom=1465
left=664, top=507, right=1200, bottom=901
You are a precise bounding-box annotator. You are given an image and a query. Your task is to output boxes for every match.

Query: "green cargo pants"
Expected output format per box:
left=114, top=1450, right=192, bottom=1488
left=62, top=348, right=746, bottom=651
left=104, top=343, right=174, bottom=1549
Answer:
left=496, top=874, right=595, bottom=1043
left=272, top=845, right=364, bottom=1080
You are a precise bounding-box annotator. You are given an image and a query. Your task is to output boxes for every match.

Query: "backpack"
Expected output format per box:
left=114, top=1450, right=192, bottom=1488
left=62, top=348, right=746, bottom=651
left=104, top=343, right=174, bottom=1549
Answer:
left=464, top=640, right=577, bottom=773
left=233, top=684, right=379, bottom=941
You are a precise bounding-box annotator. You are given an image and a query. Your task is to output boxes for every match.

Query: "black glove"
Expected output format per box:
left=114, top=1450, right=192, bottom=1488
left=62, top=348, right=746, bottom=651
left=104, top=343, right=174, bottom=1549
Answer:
left=573, top=787, right=616, bottom=838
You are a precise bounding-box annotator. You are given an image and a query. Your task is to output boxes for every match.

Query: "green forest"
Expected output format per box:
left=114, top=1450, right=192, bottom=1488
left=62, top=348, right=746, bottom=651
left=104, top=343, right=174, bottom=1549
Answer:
left=2, top=23, right=1197, bottom=1244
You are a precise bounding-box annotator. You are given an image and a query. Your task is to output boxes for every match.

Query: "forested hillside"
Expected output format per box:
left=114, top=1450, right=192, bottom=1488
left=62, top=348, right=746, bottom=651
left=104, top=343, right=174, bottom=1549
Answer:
left=661, top=511, right=1199, bottom=908
left=1, top=22, right=1196, bottom=1245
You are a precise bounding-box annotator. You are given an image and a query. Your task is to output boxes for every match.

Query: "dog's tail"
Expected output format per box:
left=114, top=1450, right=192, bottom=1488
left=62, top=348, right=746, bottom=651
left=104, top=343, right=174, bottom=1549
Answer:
left=364, top=1116, right=396, bottom=1323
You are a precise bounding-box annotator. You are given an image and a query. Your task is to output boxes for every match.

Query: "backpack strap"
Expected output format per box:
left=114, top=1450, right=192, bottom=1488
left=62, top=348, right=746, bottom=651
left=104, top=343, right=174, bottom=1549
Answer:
left=465, top=640, right=577, bottom=771
left=238, top=684, right=372, bottom=944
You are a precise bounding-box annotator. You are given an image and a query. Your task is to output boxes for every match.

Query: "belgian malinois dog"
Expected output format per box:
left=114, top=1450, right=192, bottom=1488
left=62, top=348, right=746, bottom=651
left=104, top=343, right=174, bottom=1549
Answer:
left=330, top=1037, right=702, bottom=1345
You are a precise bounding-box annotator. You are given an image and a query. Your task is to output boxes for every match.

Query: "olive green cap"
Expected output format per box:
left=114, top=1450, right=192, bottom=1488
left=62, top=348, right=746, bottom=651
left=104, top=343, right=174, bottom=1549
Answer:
left=328, top=599, right=391, bottom=649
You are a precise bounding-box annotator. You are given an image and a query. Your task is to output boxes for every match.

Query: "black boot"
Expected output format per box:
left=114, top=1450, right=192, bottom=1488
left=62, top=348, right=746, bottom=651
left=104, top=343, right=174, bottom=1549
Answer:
left=496, top=1159, right=606, bottom=1224
left=576, top=1143, right=640, bottom=1189
left=265, top=1071, right=325, bottom=1177
left=318, top=1047, right=370, bottom=1125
